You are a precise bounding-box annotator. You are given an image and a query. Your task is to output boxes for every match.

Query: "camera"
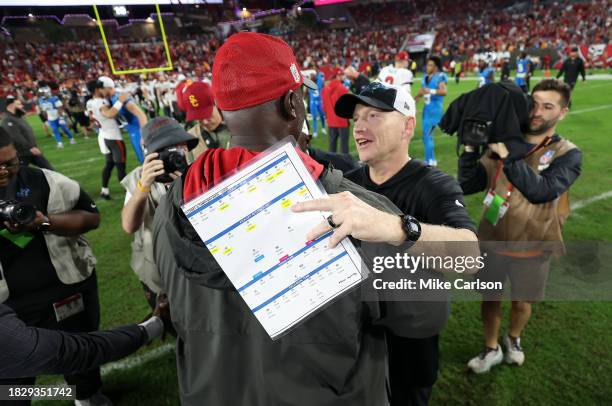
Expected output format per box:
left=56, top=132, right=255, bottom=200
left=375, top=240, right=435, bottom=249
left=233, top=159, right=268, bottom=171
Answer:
left=460, top=118, right=493, bottom=147
left=440, top=81, right=533, bottom=152
left=0, top=200, right=36, bottom=227
left=155, top=147, right=187, bottom=183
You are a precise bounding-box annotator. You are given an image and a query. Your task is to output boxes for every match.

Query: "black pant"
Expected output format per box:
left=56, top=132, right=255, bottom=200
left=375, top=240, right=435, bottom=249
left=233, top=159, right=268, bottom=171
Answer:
left=20, top=155, right=54, bottom=171
left=329, top=127, right=349, bottom=154
left=0, top=274, right=102, bottom=404
left=387, top=333, right=439, bottom=406
left=101, top=140, right=127, bottom=189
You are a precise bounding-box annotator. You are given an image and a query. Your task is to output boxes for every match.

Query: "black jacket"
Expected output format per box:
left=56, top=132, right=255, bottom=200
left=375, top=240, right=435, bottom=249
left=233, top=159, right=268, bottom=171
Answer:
left=556, top=57, right=586, bottom=84
left=308, top=147, right=360, bottom=174
left=0, top=304, right=145, bottom=379
left=1, top=111, right=38, bottom=158
left=458, top=135, right=583, bottom=204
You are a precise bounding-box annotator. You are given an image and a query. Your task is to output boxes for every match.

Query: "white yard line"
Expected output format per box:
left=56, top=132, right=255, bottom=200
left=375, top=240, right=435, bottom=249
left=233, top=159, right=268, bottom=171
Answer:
left=570, top=190, right=612, bottom=211
left=38, top=343, right=175, bottom=391
left=100, top=342, right=175, bottom=376
left=568, top=104, right=612, bottom=115
left=54, top=157, right=100, bottom=169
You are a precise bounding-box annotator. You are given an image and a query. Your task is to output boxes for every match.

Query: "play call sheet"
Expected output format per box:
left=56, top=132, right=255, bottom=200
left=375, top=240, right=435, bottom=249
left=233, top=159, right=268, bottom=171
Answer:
left=182, top=142, right=365, bottom=339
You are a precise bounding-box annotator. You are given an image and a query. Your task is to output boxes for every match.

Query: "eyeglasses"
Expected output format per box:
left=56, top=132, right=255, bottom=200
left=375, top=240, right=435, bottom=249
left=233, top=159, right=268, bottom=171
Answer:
left=0, top=158, right=20, bottom=170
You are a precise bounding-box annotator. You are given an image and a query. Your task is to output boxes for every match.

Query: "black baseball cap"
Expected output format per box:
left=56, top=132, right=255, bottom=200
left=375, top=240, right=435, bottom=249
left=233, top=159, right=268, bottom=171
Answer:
left=142, top=117, right=199, bottom=154
left=334, top=82, right=416, bottom=119
left=5, top=95, right=16, bottom=106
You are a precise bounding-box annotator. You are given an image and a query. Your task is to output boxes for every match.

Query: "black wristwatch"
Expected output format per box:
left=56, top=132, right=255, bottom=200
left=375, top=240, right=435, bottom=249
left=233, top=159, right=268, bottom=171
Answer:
left=399, top=214, right=421, bottom=242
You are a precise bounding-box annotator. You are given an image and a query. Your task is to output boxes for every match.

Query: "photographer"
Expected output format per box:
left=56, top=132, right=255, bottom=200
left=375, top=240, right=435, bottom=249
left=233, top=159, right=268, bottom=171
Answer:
left=121, top=117, right=198, bottom=309
left=458, top=79, right=582, bottom=373
left=1, top=96, right=54, bottom=170
left=0, top=128, right=110, bottom=404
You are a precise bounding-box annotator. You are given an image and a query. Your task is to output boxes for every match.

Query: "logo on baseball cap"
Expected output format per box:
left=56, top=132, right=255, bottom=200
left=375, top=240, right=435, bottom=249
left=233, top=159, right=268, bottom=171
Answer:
left=334, top=82, right=416, bottom=118
left=212, top=32, right=316, bottom=111
left=181, top=81, right=214, bottom=122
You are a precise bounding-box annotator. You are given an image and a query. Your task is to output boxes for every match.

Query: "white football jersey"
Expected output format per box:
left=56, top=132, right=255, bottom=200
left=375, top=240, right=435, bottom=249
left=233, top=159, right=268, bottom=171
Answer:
left=89, top=97, right=122, bottom=140
left=377, top=66, right=413, bottom=93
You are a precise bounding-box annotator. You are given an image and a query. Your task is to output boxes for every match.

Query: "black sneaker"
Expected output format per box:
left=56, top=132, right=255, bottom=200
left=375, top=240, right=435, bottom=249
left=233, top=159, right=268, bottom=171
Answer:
left=100, top=193, right=112, bottom=201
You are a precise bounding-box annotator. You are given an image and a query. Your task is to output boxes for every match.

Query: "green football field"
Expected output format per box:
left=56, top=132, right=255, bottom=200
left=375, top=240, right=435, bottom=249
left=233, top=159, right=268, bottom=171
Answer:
left=32, top=77, right=612, bottom=405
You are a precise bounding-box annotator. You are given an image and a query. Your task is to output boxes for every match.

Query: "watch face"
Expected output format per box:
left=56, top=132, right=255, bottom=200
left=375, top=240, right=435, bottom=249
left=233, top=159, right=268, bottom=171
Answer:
left=403, top=214, right=421, bottom=241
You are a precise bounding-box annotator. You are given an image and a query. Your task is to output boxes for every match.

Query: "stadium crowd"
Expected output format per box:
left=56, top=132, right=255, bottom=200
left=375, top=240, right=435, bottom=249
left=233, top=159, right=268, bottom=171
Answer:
left=1, top=0, right=609, bottom=98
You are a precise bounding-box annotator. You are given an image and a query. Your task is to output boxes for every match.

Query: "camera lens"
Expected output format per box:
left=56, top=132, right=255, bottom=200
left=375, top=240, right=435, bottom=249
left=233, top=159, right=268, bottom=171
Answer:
left=13, top=203, right=36, bottom=225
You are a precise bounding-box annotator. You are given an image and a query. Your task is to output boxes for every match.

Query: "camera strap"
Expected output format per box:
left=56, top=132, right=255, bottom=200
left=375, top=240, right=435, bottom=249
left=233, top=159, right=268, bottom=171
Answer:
left=0, top=229, right=34, bottom=249
left=484, top=136, right=552, bottom=225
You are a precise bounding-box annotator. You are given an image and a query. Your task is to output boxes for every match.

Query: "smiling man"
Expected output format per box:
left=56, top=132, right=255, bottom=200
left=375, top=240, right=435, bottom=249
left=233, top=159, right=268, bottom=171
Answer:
left=459, top=78, right=582, bottom=373
left=335, top=82, right=477, bottom=406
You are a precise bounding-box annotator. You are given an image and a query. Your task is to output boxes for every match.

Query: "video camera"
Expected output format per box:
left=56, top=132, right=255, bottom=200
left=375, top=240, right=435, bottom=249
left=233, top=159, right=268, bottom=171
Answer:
left=440, top=81, right=533, bottom=158
left=0, top=200, right=36, bottom=228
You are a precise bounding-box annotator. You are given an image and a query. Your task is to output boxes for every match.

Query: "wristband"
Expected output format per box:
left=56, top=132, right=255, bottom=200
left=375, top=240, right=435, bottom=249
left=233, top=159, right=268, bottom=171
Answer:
left=112, top=101, right=124, bottom=111
left=138, top=316, right=164, bottom=343
left=430, top=89, right=437, bottom=95
left=137, top=180, right=151, bottom=193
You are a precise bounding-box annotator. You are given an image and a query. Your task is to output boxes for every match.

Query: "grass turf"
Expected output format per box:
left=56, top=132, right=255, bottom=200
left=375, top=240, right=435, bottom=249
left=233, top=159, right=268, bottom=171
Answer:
left=32, top=77, right=612, bottom=405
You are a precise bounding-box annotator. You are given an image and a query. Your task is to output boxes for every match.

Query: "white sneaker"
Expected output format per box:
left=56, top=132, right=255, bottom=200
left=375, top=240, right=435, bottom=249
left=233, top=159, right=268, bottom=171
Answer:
left=57, top=142, right=64, bottom=149
left=468, top=345, right=503, bottom=373
left=70, top=138, right=77, bottom=145
left=74, top=391, right=113, bottom=406
left=503, top=334, right=525, bottom=366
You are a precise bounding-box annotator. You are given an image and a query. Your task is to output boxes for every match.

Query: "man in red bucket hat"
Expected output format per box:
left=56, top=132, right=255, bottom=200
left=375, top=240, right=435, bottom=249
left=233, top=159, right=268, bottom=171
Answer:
left=153, top=32, right=406, bottom=406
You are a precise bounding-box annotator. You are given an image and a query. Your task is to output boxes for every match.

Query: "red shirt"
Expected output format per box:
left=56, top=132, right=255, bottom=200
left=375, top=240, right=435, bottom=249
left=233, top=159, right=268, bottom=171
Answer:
left=322, top=80, right=349, bottom=128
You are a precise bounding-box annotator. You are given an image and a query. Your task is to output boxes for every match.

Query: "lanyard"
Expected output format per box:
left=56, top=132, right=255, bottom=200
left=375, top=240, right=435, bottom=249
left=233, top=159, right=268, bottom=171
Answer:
left=490, top=136, right=553, bottom=200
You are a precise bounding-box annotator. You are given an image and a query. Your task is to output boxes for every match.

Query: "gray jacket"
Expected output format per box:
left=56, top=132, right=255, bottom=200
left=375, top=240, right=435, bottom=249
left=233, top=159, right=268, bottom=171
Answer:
left=153, top=167, right=402, bottom=406
left=1, top=111, right=37, bottom=158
